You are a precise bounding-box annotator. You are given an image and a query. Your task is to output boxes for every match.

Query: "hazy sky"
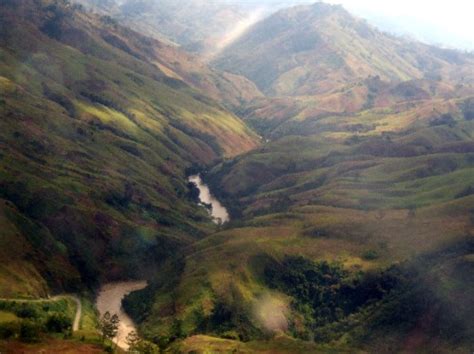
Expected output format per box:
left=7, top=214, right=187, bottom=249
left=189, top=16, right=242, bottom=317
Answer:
left=324, top=0, right=474, bottom=50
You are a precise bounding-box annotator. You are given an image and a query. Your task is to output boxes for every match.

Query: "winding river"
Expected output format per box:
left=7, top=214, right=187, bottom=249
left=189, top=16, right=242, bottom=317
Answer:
left=188, top=174, right=230, bottom=224
left=94, top=177, right=227, bottom=350
left=96, top=281, right=147, bottom=350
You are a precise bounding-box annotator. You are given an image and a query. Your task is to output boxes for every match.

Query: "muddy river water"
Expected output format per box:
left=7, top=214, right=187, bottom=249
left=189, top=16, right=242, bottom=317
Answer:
left=188, top=174, right=230, bottom=224
left=96, top=281, right=147, bottom=350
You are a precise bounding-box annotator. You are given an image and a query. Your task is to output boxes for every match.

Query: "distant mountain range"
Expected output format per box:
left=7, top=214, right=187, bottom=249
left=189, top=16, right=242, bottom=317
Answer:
left=75, top=0, right=249, bottom=50
left=213, top=3, right=474, bottom=96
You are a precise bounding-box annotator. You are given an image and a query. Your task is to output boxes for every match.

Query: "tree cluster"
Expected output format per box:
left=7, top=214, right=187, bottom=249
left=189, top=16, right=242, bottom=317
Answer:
left=99, top=311, right=120, bottom=343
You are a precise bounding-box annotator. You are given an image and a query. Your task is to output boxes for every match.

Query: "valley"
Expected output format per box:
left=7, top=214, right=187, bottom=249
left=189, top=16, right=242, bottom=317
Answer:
left=0, top=0, right=473, bottom=353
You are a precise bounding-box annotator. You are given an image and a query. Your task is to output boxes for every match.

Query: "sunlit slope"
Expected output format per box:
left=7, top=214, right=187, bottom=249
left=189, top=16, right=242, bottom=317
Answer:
left=126, top=201, right=474, bottom=352
left=0, top=0, right=259, bottom=295
left=125, top=94, right=474, bottom=351
left=241, top=78, right=474, bottom=139
left=73, top=0, right=265, bottom=109
left=214, top=3, right=474, bottom=97
left=208, top=97, right=474, bottom=214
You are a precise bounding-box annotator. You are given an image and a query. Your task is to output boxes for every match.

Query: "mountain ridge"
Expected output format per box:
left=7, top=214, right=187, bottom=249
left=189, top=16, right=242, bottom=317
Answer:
left=213, top=2, right=474, bottom=97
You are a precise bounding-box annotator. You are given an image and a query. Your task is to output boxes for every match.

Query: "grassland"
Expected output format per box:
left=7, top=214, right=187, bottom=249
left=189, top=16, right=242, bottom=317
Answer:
left=126, top=62, right=474, bottom=353
left=173, top=334, right=358, bottom=353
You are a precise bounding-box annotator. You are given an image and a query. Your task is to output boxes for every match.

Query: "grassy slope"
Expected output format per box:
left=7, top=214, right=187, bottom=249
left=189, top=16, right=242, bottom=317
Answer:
left=128, top=68, right=474, bottom=353
left=241, top=78, right=474, bottom=140
left=0, top=340, right=105, bottom=353
left=74, top=0, right=265, bottom=109
left=131, top=198, right=473, bottom=352
left=173, top=334, right=354, bottom=353
left=0, top=0, right=260, bottom=296
left=213, top=3, right=474, bottom=97
left=117, top=5, right=474, bottom=352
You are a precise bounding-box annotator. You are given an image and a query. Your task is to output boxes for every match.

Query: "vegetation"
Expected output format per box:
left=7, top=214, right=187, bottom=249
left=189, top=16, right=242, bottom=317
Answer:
left=1, top=0, right=474, bottom=353
left=126, top=331, right=160, bottom=353
left=99, top=311, right=119, bottom=343
left=124, top=6, right=474, bottom=349
left=213, top=3, right=474, bottom=96
left=264, top=257, right=399, bottom=336
left=0, top=298, right=75, bottom=342
left=0, top=0, right=260, bottom=297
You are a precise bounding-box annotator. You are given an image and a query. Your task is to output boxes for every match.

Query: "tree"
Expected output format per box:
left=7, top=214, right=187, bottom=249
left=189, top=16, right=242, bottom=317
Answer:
left=99, top=311, right=120, bottom=343
left=126, top=331, right=160, bottom=354
left=126, top=331, right=140, bottom=351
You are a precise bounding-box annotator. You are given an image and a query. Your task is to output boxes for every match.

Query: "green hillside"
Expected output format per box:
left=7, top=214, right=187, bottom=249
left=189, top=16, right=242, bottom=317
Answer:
left=213, top=3, right=474, bottom=97
left=1, top=0, right=473, bottom=353
left=125, top=91, right=474, bottom=351
left=0, top=0, right=259, bottom=296
left=118, top=4, right=474, bottom=353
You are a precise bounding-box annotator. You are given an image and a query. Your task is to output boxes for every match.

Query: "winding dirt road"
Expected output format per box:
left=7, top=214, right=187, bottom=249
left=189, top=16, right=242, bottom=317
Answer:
left=70, top=295, right=82, bottom=331
left=0, top=295, right=82, bottom=331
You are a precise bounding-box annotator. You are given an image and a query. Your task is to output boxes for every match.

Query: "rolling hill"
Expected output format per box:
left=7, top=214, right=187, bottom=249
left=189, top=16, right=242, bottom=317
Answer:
left=126, top=88, right=474, bottom=352
left=119, top=3, right=474, bottom=353
left=213, top=2, right=474, bottom=97
left=74, top=0, right=317, bottom=55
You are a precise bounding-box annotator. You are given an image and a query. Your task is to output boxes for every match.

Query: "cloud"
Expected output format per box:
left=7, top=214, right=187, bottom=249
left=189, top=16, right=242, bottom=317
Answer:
left=324, top=0, right=474, bottom=49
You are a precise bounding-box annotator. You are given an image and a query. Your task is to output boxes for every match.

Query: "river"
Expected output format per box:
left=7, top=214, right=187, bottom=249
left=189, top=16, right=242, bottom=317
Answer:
left=94, top=177, right=227, bottom=349
left=96, top=281, right=147, bottom=350
left=188, top=174, right=230, bottom=224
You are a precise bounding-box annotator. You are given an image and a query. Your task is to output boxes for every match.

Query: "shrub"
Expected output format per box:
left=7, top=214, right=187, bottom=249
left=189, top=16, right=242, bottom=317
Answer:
left=455, top=185, right=474, bottom=199
left=43, top=85, right=76, bottom=117
left=40, top=4, right=68, bottom=40
left=464, top=110, right=474, bottom=121
left=0, top=322, right=19, bottom=339
left=461, top=99, right=474, bottom=120
left=19, top=320, right=42, bottom=342
left=46, top=312, right=71, bottom=333
left=15, top=305, right=39, bottom=319
left=264, top=256, right=401, bottom=337
left=362, top=250, right=379, bottom=260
